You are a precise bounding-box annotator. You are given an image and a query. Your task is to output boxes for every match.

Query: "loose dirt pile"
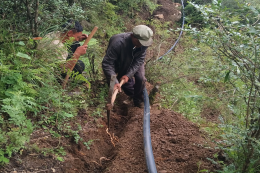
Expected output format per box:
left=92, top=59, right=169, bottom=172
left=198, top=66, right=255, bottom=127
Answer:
left=103, top=95, right=218, bottom=173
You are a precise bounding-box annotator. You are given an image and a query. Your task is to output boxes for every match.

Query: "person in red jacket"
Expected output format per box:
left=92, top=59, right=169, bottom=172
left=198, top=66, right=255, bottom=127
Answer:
left=102, top=25, right=153, bottom=107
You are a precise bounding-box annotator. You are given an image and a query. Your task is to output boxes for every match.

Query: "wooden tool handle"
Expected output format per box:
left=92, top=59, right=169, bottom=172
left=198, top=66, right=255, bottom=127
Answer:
left=62, top=26, right=98, bottom=89
left=33, top=37, right=42, bottom=40
left=111, top=80, right=125, bottom=105
left=83, top=26, right=98, bottom=46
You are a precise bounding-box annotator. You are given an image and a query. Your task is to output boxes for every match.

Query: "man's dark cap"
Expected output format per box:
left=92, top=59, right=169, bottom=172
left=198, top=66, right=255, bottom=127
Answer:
left=62, top=19, right=83, bottom=32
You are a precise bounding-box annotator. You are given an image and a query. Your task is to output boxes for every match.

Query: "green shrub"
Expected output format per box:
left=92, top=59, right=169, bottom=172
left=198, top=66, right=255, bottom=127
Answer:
left=187, top=1, right=260, bottom=172
left=184, top=3, right=206, bottom=28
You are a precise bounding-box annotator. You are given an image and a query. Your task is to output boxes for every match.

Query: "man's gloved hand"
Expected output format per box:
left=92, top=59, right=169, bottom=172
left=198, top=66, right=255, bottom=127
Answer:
left=120, top=75, right=129, bottom=84
left=114, top=83, right=122, bottom=92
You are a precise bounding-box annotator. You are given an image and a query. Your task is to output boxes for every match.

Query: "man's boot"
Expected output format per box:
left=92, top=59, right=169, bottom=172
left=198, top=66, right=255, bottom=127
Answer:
left=133, top=98, right=144, bottom=108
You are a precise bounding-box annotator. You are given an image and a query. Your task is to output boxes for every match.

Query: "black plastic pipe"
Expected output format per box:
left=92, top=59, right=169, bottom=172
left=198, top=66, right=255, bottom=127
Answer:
left=158, top=0, right=185, bottom=60
left=143, top=1, right=185, bottom=172
left=143, top=88, right=157, bottom=173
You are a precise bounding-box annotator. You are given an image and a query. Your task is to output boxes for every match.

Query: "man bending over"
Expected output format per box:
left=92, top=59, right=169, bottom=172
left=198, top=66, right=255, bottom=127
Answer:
left=102, top=25, right=153, bottom=108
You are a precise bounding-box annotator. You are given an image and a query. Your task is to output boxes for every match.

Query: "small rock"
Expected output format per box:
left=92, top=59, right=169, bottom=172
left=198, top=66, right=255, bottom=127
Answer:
left=176, top=157, right=185, bottom=162
left=154, top=14, right=164, bottom=19
left=167, top=129, right=174, bottom=135
left=159, top=171, right=168, bottom=173
left=174, top=3, right=181, bottom=7
left=160, top=139, right=166, bottom=143
left=166, top=149, right=172, bottom=153
left=169, top=138, right=177, bottom=144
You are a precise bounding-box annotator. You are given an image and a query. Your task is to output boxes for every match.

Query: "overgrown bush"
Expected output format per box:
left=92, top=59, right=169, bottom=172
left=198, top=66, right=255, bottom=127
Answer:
left=181, top=0, right=212, bottom=28
left=0, top=0, right=85, bottom=37
left=186, top=1, right=260, bottom=172
left=110, top=0, right=158, bottom=15
left=184, top=3, right=206, bottom=28
left=0, top=0, right=89, bottom=164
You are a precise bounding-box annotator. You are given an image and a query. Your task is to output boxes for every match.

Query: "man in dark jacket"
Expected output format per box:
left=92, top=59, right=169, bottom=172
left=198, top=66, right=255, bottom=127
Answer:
left=102, top=25, right=153, bottom=107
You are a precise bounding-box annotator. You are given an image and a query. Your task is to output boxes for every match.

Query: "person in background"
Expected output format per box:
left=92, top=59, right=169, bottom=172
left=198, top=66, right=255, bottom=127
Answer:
left=102, top=25, right=153, bottom=108
left=38, top=20, right=88, bottom=77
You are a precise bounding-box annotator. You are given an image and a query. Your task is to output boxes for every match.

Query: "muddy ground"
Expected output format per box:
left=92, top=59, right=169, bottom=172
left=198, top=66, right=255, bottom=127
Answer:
left=1, top=82, right=219, bottom=173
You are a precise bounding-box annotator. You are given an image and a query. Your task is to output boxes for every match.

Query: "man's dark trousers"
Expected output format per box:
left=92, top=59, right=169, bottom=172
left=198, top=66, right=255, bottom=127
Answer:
left=120, top=64, right=146, bottom=103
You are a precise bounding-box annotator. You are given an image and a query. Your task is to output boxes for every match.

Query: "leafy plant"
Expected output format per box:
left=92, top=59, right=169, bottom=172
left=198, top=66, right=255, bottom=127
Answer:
left=186, top=1, right=260, bottom=172
left=84, top=139, right=94, bottom=150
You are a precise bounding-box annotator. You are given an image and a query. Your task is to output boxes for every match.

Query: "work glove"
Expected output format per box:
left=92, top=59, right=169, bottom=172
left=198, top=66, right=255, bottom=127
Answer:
left=114, top=83, right=122, bottom=93
left=120, top=75, right=129, bottom=84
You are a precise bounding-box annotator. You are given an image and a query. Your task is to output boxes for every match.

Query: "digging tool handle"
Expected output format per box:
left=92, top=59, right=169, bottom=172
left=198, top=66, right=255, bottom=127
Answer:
left=62, top=26, right=98, bottom=89
left=83, top=26, right=98, bottom=46
left=111, top=79, right=125, bottom=105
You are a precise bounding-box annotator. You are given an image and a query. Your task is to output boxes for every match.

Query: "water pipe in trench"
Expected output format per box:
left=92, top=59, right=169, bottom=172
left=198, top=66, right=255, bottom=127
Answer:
left=143, top=0, right=185, bottom=172
left=143, top=88, right=157, bottom=173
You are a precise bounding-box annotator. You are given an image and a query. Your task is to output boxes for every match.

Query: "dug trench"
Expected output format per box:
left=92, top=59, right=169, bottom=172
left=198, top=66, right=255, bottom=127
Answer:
left=1, top=83, right=220, bottom=173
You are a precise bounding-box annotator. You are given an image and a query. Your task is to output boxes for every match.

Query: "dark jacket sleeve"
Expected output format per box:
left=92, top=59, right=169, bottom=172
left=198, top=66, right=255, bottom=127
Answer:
left=67, top=41, right=80, bottom=60
left=102, top=42, right=120, bottom=84
left=125, top=48, right=147, bottom=79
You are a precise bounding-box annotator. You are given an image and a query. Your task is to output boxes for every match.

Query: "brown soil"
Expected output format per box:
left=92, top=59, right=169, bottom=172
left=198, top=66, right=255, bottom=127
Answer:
left=102, top=87, right=218, bottom=173
left=103, top=107, right=218, bottom=173
left=201, top=107, right=221, bottom=123
left=1, top=83, right=218, bottom=173
left=153, top=0, right=182, bottom=23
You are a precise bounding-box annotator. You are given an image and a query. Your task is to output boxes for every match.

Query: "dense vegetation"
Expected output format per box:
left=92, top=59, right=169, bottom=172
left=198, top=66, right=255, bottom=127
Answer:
left=0, top=0, right=157, bottom=164
left=188, top=1, right=260, bottom=172
left=1, top=0, right=260, bottom=172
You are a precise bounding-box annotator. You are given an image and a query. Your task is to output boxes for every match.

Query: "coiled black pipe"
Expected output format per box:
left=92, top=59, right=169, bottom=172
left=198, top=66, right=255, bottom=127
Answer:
left=143, top=88, right=157, bottom=173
